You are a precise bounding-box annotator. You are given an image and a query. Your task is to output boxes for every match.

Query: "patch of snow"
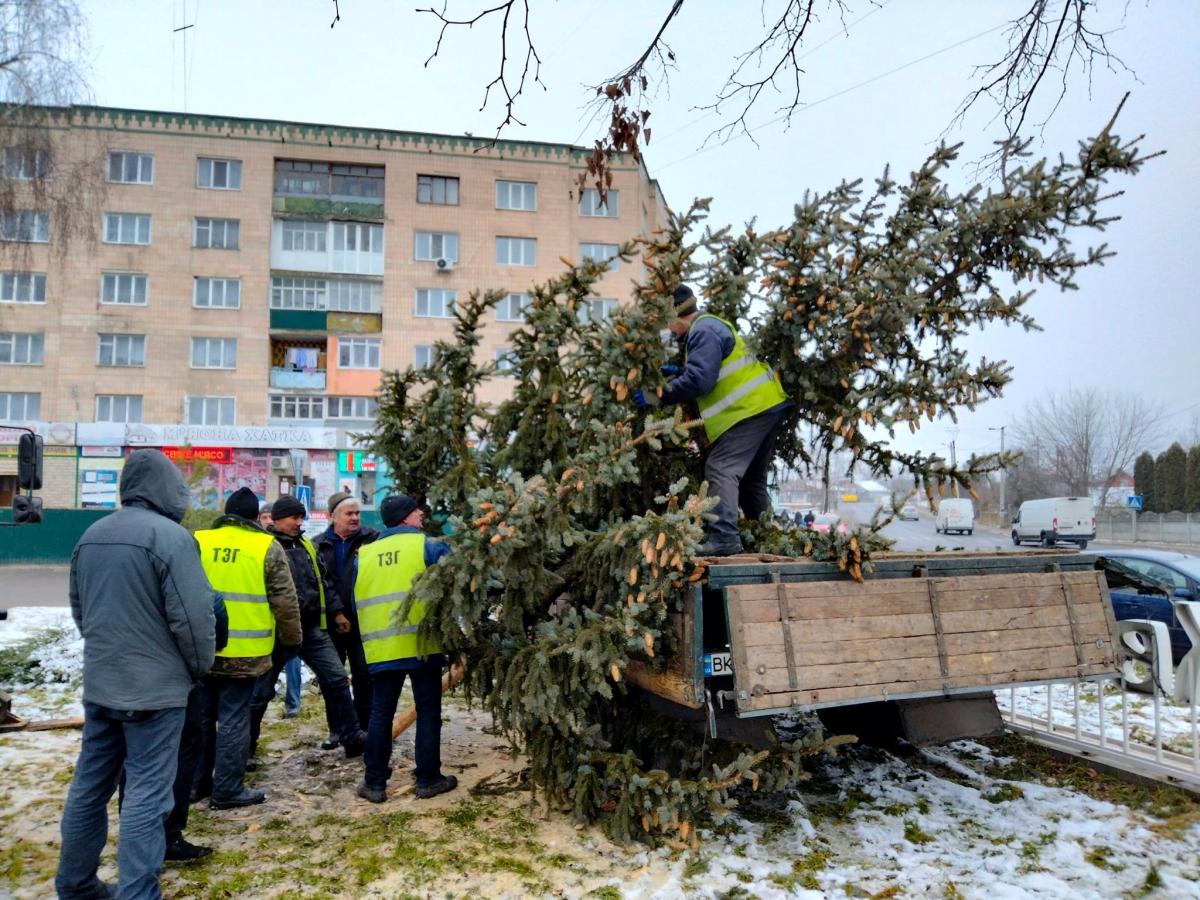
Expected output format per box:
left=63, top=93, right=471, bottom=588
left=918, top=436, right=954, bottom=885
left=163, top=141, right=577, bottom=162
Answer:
left=0, top=607, right=82, bottom=720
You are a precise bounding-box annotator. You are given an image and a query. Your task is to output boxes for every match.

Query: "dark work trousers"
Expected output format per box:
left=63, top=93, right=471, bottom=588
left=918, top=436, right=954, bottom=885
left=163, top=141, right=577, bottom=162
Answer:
left=56, top=702, right=185, bottom=900
left=329, top=620, right=373, bottom=731
left=363, top=662, right=444, bottom=791
left=196, top=674, right=258, bottom=802
left=703, top=405, right=789, bottom=546
left=248, top=623, right=362, bottom=754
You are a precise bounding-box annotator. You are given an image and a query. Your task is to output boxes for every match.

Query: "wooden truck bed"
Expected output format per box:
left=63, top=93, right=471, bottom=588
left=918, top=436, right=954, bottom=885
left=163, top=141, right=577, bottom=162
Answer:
left=628, top=549, right=1122, bottom=720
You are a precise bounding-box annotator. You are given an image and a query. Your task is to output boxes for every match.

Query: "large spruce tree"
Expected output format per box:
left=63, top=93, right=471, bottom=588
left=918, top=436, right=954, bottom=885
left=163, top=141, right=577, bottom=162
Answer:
left=1134, top=451, right=1156, bottom=512
left=1157, top=442, right=1188, bottom=513
left=367, top=108, right=1152, bottom=842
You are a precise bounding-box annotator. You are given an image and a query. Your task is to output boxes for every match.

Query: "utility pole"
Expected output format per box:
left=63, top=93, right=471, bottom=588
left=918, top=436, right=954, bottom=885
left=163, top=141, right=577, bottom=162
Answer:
left=989, top=425, right=1007, bottom=522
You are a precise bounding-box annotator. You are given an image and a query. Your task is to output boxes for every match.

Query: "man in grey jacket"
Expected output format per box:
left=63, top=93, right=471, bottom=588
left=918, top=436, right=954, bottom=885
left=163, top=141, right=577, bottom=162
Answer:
left=56, top=449, right=216, bottom=900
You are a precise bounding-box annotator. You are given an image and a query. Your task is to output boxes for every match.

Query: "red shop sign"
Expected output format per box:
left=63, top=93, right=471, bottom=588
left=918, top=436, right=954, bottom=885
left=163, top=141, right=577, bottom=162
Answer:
left=162, top=446, right=233, bottom=464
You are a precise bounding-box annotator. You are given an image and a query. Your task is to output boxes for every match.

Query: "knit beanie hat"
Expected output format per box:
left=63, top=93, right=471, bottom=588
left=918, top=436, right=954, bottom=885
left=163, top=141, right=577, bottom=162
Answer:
left=380, top=494, right=418, bottom=528
left=672, top=284, right=698, bottom=316
left=225, top=486, right=259, bottom=521
left=327, top=491, right=355, bottom=515
left=271, top=494, right=307, bottom=520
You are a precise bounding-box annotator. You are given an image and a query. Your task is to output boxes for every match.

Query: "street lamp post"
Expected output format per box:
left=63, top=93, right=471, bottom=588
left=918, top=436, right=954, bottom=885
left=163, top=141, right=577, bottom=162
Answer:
left=989, top=425, right=1006, bottom=523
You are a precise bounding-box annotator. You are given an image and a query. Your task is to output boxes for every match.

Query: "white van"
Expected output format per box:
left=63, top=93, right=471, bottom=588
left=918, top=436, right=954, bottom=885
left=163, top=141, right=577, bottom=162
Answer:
left=935, top=498, right=975, bottom=535
left=1011, top=497, right=1095, bottom=549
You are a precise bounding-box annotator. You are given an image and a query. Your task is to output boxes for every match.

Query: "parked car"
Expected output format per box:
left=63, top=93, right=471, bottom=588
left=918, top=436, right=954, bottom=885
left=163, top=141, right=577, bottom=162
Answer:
left=899, top=503, right=919, bottom=521
left=809, top=513, right=849, bottom=535
left=1011, top=497, right=1095, bottom=549
left=935, top=498, right=974, bottom=535
left=1103, top=550, right=1200, bottom=665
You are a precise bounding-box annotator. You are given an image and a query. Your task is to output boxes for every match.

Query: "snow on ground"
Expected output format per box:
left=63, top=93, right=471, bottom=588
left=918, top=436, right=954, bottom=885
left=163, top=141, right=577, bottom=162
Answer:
left=0, top=606, right=82, bottom=720
left=3, top=609, right=1200, bottom=898
left=997, top=681, right=1200, bottom=757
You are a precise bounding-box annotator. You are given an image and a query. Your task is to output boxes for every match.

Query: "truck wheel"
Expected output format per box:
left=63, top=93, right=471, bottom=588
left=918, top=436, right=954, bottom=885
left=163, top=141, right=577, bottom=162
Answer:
left=1041, top=532, right=1054, bottom=548
left=1078, top=540, right=1088, bottom=550
left=1011, top=531, right=1020, bottom=546
left=967, top=529, right=973, bottom=536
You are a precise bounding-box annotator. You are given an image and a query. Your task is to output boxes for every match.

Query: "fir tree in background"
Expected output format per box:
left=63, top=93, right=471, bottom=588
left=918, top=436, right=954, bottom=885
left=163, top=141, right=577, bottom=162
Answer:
left=1157, top=442, right=1188, bottom=513
left=1186, top=446, right=1200, bottom=514
left=1134, top=451, right=1156, bottom=512
left=367, top=106, right=1152, bottom=842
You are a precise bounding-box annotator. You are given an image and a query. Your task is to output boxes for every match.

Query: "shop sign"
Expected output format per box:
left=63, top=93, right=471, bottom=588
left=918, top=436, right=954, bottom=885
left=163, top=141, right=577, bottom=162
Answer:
left=81, top=446, right=124, bottom=458
left=162, top=446, right=234, bottom=464
left=339, top=450, right=377, bottom=472
left=121, top=424, right=338, bottom=450
left=0, top=444, right=76, bottom=458
left=0, top=422, right=76, bottom=446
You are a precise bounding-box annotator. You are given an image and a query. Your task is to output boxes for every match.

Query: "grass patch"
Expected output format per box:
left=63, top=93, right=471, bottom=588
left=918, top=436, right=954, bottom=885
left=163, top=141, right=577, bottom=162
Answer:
left=1084, top=844, right=1124, bottom=872
left=903, top=820, right=933, bottom=845
left=682, top=854, right=709, bottom=879
left=982, top=783, right=1024, bottom=804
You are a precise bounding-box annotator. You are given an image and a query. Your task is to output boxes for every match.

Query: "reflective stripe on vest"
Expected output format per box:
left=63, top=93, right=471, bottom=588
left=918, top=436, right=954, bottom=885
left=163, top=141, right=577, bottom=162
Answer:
left=354, top=532, right=439, bottom=664
left=298, top=536, right=327, bottom=630
left=196, top=526, right=277, bottom=659
left=688, top=313, right=788, bottom=442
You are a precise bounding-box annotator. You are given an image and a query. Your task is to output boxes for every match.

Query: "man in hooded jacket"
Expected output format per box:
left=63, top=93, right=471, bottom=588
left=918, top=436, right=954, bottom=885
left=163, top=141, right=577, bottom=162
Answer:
left=56, top=449, right=216, bottom=900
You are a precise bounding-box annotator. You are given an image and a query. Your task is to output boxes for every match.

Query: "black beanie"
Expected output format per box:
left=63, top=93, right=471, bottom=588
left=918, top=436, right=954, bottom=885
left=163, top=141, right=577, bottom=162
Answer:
left=271, top=494, right=307, bottom=520
left=225, top=486, right=260, bottom=521
left=672, top=284, right=698, bottom=316
left=380, top=493, right=418, bottom=528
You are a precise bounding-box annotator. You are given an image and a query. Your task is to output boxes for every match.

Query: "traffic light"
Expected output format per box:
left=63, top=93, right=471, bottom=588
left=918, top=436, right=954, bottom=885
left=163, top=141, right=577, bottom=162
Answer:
left=17, top=432, right=42, bottom=490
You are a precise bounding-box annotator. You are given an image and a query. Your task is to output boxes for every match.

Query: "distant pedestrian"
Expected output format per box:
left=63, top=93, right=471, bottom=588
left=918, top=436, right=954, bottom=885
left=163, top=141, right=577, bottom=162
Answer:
left=195, top=488, right=301, bottom=809
left=355, top=494, right=457, bottom=803
left=313, top=491, right=378, bottom=744
left=56, top=449, right=216, bottom=899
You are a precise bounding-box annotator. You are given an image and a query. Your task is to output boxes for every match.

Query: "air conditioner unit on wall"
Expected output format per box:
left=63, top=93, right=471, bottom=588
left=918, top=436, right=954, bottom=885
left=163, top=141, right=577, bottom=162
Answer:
left=270, top=457, right=288, bottom=470
left=434, top=257, right=455, bottom=272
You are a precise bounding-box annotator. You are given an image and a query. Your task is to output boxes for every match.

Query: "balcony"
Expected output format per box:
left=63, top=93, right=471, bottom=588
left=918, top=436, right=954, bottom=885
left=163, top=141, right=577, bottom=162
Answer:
left=269, top=367, right=326, bottom=390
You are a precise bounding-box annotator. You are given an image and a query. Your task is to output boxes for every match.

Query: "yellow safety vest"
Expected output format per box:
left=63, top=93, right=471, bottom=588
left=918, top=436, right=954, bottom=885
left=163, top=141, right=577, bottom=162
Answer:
left=688, top=313, right=788, bottom=443
left=354, top=532, right=439, bottom=664
left=196, top=525, right=276, bottom=659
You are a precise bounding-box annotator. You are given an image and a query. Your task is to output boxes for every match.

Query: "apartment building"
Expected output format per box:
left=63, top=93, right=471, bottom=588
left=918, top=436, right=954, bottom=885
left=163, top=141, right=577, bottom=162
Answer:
left=0, top=105, right=666, bottom=512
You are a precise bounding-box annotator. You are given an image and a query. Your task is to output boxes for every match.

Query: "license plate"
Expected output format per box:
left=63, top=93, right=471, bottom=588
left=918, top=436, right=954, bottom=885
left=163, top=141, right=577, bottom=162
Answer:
left=704, top=652, right=733, bottom=676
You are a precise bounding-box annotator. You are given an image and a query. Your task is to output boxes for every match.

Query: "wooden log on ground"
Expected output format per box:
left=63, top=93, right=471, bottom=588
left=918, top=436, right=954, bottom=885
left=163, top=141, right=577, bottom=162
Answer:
left=392, top=663, right=465, bottom=738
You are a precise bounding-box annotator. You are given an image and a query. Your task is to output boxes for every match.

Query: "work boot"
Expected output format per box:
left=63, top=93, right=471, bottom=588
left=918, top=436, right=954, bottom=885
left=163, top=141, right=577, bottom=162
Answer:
left=696, top=540, right=743, bottom=557
left=319, top=734, right=340, bottom=751
left=164, top=837, right=213, bottom=862
left=244, top=757, right=259, bottom=773
left=210, top=789, right=266, bottom=810
left=342, top=731, right=368, bottom=759
left=356, top=780, right=387, bottom=804
left=414, top=774, right=458, bottom=800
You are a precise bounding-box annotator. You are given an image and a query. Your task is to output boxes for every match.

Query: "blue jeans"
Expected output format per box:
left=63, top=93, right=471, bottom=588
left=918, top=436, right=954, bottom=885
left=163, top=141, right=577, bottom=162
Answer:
left=283, top=657, right=302, bottom=714
left=56, top=702, right=185, bottom=900
left=364, top=664, right=443, bottom=790
left=197, top=675, right=257, bottom=801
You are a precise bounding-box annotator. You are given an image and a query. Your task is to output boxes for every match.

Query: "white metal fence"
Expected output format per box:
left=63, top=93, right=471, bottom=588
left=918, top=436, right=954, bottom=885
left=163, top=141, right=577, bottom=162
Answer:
left=1096, top=511, right=1200, bottom=545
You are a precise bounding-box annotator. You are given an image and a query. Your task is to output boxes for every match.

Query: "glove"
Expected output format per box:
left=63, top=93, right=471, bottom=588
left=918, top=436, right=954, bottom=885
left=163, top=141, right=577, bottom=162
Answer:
left=633, top=389, right=660, bottom=409
left=660, top=364, right=680, bottom=377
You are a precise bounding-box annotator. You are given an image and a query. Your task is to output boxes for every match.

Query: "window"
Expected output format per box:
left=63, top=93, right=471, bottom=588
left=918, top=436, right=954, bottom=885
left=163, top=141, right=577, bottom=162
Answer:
left=103, top=213, right=150, bottom=245
left=101, top=273, right=148, bottom=306
left=190, top=337, right=237, bottom=369
left=414, top=345, right=435, bottom=369
left=194, top=277, right=241, bottom=309
left=197, top=157, right=242, bottom=190
left=414, top=231, right=458, bottom=262
left=1122, top=560, right=1189, bottom=592
left=496, top=236, right=536, bottom=267
left=0, top=332, right=43, bottom=365
left=194, top=217, right=239, bottom=249
left=0, top=392, right=39, bottom=421
left=333, top=222, right=382, bottom=254
left=495, top=180, right=536, bottom=211
left=578, top=298, right=618, bottom=325
left=327, top=279, right=381, bottom=313
left=495, top=348, right=517, bottom=373
left=338, top=337, right=381, bottom=369
left=269, top=394, right=323, bottom=420
left=415, top=288, right=456, bottom=318
left=95, top=394, right=143, bottom=423
left=418, top=175, right=459, bottom=205
left=580, top=242, right=620, bottom=271
left=4, top=147, right=49, bottom=180
left=186, top=396, right=235, bottom=425
left=2, top=211, right=49, bottom=243
left=271, top=277, right=326, bottom=310
left=327, top=396, right=378, bottom=419
left=495, top=292, right=530, bottom=323
left=580, top=189, right=619, bottom=217
left=97, top=333, right=145, bottom=367
left=281, top=220, right=326, bottom=252
left=0, top=272, right=46, bottom=304
left=274, top=160, right=384, bottom=200
left=107, top=151, right=154, bottom=185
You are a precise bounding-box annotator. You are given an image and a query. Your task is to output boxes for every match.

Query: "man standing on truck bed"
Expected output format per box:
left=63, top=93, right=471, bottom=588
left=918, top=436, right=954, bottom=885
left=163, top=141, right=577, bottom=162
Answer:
left=635, top=284, right=793, bottom=556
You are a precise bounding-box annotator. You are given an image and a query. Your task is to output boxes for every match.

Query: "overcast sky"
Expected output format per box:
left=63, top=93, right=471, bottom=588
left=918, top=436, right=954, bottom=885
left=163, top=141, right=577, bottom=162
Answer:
left=78, top=0, right=1199, bottom=462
